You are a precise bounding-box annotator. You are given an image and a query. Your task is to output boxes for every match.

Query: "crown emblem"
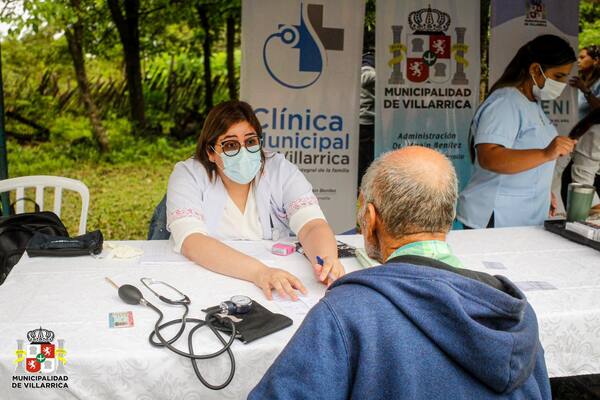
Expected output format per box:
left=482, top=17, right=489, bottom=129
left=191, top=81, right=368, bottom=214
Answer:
left=27, top=327, right=55, bottom=343
left=408, top=5, right=451, bottom=34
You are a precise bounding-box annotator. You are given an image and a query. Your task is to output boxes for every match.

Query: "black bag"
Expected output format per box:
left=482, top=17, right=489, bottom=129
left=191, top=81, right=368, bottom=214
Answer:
left=204, top=301, right=293, bottom=343
left=27, top=230, right=103, bottom=257
left=0, top=209, right=69, bottom=284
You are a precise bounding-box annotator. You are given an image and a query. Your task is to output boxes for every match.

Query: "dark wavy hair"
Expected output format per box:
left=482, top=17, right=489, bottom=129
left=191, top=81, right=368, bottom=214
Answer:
left=469, top=35, right=576, bottom=162
left=580, top=45, right=600, bottom=88
left=489, top=34, right=576, bottom=94
left=194, top=100, right=266, bottom=181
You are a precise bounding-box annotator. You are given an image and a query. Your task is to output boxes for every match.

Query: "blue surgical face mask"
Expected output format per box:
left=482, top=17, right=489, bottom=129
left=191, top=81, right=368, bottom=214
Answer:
left=219, top=148, right=261, bottom=184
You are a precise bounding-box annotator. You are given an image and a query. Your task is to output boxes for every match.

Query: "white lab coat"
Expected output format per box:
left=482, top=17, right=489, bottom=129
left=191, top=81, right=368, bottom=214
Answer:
left=166, top=152, right=325, bottom=250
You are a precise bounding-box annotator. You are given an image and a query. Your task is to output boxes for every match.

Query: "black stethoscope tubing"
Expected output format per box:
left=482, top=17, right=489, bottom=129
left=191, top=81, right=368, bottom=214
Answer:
left=143, top=293, right=237, bottom=390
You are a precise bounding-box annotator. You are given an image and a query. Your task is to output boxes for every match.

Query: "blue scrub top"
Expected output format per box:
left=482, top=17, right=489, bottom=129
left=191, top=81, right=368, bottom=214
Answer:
left=578, top=79, right=600, bottom=119
left=457, top=87, right=557, bottom=228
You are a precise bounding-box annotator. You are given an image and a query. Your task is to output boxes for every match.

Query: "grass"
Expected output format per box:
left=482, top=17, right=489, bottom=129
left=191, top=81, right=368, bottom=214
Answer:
left=8, top=137, right=196, bottom=240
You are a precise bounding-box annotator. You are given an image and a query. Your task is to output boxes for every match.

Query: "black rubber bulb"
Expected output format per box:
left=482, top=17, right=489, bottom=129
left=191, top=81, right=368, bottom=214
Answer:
left=118, top=284, right=145, bottom=305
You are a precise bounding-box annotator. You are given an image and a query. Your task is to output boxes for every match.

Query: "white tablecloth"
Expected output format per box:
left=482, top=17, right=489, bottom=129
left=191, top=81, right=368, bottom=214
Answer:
left=0, top=227, right=599, bottom=399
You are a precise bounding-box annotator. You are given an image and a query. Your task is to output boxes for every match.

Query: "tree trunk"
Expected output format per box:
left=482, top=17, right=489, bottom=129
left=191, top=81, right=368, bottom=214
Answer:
left=226, top=16, right=237, bottom=100
left=107, top=0, right=146, bottom=134
left=480, top=0, right=491, bottom=101
left=197, top=4, right=213, bottom=111
left=165, top=54, right=175, bottom=112
left=65, top=0, right=109, bottom=152
left=0, top=43, right=12, bottom=216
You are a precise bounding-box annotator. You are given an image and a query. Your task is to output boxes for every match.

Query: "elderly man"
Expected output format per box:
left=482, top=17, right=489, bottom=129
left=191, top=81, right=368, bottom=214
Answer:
left=249, top=147, right=550, bottom=399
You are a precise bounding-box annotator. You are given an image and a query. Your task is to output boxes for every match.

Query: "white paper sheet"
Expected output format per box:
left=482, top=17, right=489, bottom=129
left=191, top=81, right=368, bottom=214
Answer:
left=273, top=293, right=322, bottom=317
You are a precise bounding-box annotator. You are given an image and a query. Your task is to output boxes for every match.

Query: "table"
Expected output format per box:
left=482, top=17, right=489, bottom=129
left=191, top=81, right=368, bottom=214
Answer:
left=0, top=227, right=599, bottom=399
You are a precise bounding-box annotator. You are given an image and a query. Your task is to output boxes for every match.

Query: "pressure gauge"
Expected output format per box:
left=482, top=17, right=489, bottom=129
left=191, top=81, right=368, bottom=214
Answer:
left=219, top=295, right=253, bottom=315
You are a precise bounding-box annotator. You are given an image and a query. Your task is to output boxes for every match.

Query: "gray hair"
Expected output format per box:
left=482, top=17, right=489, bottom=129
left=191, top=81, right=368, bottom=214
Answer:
left=359, top=149, right=458, bottom=237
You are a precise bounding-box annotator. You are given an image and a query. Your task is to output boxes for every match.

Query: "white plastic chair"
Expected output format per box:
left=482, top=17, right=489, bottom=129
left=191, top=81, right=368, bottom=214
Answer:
left=0, top=175, right=90, bottom=235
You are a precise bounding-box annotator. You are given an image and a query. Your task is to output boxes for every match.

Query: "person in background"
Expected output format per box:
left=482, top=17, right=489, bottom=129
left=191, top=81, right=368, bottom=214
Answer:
left=166, top=101, right=345, bottom=301
left=250, top=147, right=550, bottom=400
left=357, top=29, right=376, bottom=188
left=458, top=35, right=577, bottom=229
left=568, top=45, right=600, bottom=206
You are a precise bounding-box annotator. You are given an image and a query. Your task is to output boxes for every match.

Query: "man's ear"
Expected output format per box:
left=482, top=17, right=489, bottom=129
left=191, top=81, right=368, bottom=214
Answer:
left=356, top=194, right=364, bottom=234
left=364, top=202, right=378, bottom=238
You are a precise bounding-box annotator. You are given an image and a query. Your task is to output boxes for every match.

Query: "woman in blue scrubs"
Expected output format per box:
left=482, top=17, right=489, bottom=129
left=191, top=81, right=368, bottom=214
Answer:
left=568, top=46, right=600, bottom=198
left=458, top=35, right=577, bottom=228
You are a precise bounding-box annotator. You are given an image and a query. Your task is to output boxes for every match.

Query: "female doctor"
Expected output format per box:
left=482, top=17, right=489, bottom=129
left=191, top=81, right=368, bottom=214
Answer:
left=458, top=35, right=577, bottom=228
left=167, top=101, right=344, bottom=300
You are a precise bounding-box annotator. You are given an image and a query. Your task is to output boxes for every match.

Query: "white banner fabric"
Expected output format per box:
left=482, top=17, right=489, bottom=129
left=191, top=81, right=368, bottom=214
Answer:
left=241, top=0, right=365, bottom=233
left=489, top=0, right=579, bottom=135
left=375, top=0, right=481, bottom=192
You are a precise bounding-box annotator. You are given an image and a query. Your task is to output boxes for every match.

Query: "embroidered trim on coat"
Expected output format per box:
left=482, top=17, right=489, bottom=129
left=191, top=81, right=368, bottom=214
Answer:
left=286, top=195, right=319, bottom=218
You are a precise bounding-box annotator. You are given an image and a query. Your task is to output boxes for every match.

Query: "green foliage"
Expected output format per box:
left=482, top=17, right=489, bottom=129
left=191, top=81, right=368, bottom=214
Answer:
left=50, top=116, right=92, bottom=142
left=8, top=136, right=195, bottom=239
left=9, top=141, right=78, bottom=176
left=365, top=0, right=375, bottom=32
left=1, top=0, right=243, bottom=142
left=580, top=0, right=600, bottom=48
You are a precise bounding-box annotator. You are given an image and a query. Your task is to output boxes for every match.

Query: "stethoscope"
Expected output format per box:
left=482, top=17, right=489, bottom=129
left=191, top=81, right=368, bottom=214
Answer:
left=140, top=277, right=191, bottom=305
left=114, top=277, right=251, bottom=390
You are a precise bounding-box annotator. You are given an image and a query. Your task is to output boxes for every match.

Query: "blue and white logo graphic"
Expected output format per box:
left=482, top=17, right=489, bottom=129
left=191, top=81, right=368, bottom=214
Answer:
left=263, top=3, right=344, bottom=89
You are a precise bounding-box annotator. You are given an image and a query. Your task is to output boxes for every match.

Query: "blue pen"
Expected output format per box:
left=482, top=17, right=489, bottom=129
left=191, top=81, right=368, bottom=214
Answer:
left=316, top=256, right=336, bottom=282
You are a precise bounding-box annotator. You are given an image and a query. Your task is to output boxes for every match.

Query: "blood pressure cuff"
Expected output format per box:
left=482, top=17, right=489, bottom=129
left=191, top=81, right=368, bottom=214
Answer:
left=26, top=230, right=103, bottom=257
left=204, top=301, right=292, bottom=344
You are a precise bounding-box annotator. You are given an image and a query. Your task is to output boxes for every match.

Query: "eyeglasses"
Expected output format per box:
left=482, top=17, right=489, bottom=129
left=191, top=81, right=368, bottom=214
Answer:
left=211, top=135, right=262, bottom=157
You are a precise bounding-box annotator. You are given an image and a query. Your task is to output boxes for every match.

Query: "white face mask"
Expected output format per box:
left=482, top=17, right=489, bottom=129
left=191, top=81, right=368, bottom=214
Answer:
left=531, top=66, right=567, bottom=101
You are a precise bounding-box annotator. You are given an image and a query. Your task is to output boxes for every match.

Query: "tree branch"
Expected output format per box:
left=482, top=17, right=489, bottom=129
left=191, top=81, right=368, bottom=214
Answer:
left=5, top=111, right=50, bottom=141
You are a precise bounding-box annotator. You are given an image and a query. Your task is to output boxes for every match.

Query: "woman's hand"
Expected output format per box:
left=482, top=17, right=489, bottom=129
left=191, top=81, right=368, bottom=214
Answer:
left=253, top=266, right=307, bottom=301
left=549, top=192, right=558, bottom=217
left=544, top=136, right=577, bottom=161
left=313, top=256, right=346, bottom=287
left=569, top=76, right=588, bottom=92
left=572, top=76, right=600, bottom=110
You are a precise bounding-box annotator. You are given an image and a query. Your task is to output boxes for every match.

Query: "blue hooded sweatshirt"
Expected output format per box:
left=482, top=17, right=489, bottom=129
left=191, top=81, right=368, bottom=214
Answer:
left=249, top=258, right=551, bottom=399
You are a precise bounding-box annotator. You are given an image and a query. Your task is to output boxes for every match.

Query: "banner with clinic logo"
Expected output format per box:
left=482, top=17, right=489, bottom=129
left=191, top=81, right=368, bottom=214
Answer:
left=375, top=0, right=480, bottom=191
left=489, top=0, right=579, bottom=136
left=241, top=0, right=365, bottom=233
